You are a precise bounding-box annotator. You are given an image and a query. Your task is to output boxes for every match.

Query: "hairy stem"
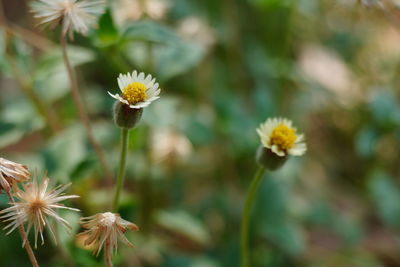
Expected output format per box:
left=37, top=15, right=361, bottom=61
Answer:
left=240, top=166, right=266, bottom=267
left=112, top=128, right=129, bottom=212
left=60, top=33, right=112, bottom=182
left=104, top=240, right=113, bottom=267
left=6, top=191, right=39, bottom=267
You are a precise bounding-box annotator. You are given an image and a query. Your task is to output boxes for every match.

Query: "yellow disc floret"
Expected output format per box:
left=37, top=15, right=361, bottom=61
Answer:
left=270, top=124, right=297, bottom=151
left=122, top=82, right=147, bottom=104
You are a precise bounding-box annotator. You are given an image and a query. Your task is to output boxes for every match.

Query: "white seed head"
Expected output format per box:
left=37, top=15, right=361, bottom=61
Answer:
left=78, top=212, right=139, bottom=256
left=31, top=0, right=106, bottom=38
left=0, top=173, right=79, bottom=248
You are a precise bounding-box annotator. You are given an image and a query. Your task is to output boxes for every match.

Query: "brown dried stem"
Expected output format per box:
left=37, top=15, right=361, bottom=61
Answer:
left=104, top=240, right=113, bottom=267
left=6, top=191, right=39, bottom=267
left=59, top=33, right=112, bottom=182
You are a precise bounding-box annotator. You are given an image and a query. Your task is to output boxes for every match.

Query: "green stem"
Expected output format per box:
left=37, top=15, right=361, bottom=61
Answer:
left=240, top=166, right=266, bottom=267
left=112, top=128, right=129, bottom=212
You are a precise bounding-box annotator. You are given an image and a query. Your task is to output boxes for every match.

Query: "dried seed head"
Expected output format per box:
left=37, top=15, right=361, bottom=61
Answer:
left=78, top=212, right=139, bottom=256
left=0, top=158, right=30, bottom=192
left=31, top=0, right=105, bottom=39
left=0, top=173, right=79, bottom=248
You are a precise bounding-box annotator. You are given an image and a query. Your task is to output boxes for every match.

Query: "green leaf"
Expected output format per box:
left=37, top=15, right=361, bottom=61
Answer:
left=41, top=124, right=88, bottom=182
left=369, top=90, right=400, bottom=127
left=0, top=122, right=23, bottom=149
left=33, top=46, right=95, bottom=102
left=93, top=9, right=119, bottom=47
left=122, top=20, right=204, bottom=80
left=156, top=39, right=203, bottom=81
left=367, top=170, right=400, bottom=227
left=155, top=210, right=211, bottom=246
left=261, top=222, right=304, bottom=256
left=355, top=127, right=379, bottom=158
left=248, top=0, right=294, bottom=9
left=0, top=99, right=44, bottom=148
left=122, top=20, right=178, bottom=44
left=255, top=177, right=305, bottom=256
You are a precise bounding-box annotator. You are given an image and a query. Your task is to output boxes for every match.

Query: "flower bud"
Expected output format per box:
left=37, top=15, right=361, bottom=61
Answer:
left=256, top=146, right=288, bottom=171
left=113, top=101, right=143, bottom=129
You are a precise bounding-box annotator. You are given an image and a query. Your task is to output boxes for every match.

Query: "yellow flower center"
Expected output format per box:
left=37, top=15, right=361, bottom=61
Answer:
left=270, top=124, right=297, bottom=151
left=122, top=82, right=147, bottom=104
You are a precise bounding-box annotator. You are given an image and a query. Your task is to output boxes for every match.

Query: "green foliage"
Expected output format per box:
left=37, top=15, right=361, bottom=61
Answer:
left=368, top=170, right=400, bottom=227
left=122, top=20, right=204, bottom=80
left=1, top=0, right=400, bottom=266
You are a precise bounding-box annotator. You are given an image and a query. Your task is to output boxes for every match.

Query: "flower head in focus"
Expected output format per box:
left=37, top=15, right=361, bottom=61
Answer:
left=77, top=212, right=139, bottom=256
left=31, top=0, right=105, bottom=38
left=109, top=71, right=161, bottom=109
left=0, top=158, right=30, bottom=192
left=0, top=173, right=79, bottom=248
left=257, top=118, right=306, bottom=157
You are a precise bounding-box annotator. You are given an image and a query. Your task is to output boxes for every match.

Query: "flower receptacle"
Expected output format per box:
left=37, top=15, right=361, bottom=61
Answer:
left=113, top=101, right=143, bottom=129
left=256, top=146, right=288, bottom=171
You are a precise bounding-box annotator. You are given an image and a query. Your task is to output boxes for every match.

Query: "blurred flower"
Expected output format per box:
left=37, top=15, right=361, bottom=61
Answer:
left=0, top=174, right=79, bottom=248
left=109, top=71, right=161, bottom=109
left=0, top=158, right=30, bottom=192
left=298, top=44, right=360, bottom=105
left=77, top=212, right=139, bottom=256
left=31, top=0, right=105, bottom=38
left=151, top=128, right=193, bottom=163
left=113, top=0, right=169, bottom=25
left=257, top=118, right=306, bottom=157
left=178, top=16, right=216, bottom=51
left=360, top=0, right=382, bottom=7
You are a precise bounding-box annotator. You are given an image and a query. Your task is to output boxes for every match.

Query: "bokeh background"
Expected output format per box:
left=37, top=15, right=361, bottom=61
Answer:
left=1, top=0, right=400, bottom=266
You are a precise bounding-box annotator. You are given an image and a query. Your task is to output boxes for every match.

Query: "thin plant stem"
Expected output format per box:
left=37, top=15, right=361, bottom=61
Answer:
left=112, top=128, right=129, bottom=212
left=59, top=33, right=112, bottom=183
left=240, top=166, right=266, bottom=267
left=104, top=240, right=113, bottom=267
left=6, top=191, right=39, bottom=267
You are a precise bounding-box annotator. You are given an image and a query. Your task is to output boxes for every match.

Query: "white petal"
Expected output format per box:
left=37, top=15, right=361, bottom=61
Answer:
left=138, top=72, right=145, bottom=81
left=295, top=134, right=305, bottom=143
left=271, top=145, right=285, bottom=157
left=108, top=92, right=120, bottom=100
left=132, top=70, right=138, bottom=80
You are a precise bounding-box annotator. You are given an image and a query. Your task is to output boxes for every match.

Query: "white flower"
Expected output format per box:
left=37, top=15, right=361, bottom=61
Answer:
left=178, top=16, right=215, bottom=51
left=151, top=128, right=192, bottom=163
left=257, top=118, right=307, bottom=157
left=0, top=174, right=80, bottom=248
left=108, top=71, right=161, bottom=109
left=113, top=0, right=169, bottom=24
left=31, top=0, right=105, bottom=38
left=0, top=158, right=30, bottom=192
left=77, top=212, right=139, bottom=256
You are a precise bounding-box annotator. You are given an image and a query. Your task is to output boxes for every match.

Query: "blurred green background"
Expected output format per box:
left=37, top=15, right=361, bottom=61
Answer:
left=1, top=0, right=400, bottom=266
